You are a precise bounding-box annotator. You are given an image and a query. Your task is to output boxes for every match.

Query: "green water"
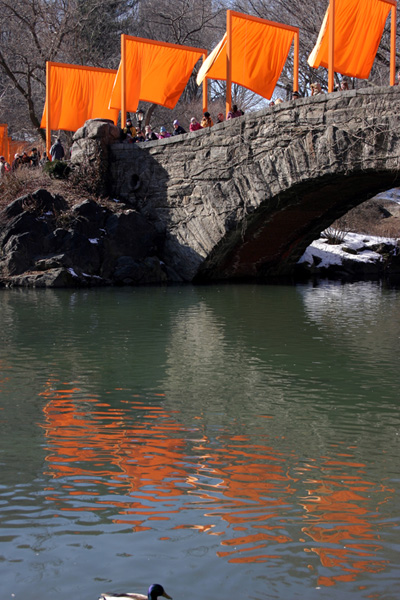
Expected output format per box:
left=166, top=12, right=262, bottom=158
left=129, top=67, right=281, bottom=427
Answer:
left=0, top=283, right=399, bottom=600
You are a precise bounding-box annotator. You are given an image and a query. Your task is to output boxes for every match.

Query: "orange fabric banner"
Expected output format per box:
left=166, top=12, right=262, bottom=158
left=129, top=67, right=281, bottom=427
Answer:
left=109, top=36, right=206, bottom=112
left=40, top=63, right=119, bottom=132
left=196, top=12, right=297, bottom=100
left=0, top=124, right=8, bottom=159
left=9, top=139, right=30, bottom=161
left=308, top=0, right=394, bottom=79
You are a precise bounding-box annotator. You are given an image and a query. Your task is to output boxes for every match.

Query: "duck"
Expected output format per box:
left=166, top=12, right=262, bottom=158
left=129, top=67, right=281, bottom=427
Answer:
left=100, top=583, right=172, bottom=600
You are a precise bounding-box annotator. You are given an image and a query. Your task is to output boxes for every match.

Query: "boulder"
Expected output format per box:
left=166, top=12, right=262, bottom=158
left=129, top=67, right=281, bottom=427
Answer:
left=0, top=190, right=172, bottom=288
left=48, top=229, right=102, bottom=274
left=101, top=210, right=162, bottom=279
left=70, top=120, right=121, bottom=194
left=0, top=189, right=67, bottom=221
left=6, top=268, right=84, bottom=288
left=0, top=213, right=51, bottom=275
left=113, top=255, right=167, bottom=285
left=70, top=199, right=109, bottom=237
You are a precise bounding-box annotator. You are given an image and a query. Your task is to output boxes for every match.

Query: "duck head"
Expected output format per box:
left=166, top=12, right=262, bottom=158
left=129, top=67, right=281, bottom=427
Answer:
left=148, top=584, right=172, bottom=600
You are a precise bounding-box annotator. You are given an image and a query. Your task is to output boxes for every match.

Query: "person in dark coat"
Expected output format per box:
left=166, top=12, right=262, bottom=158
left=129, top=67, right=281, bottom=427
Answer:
left=172, top=120, right=186, bottom=135
left=227, top=104, right=244, bottom=119
left=50, top=138, right=65, bottom=160
left=11, top=153, right=21, bottom=171
left=144, top=125, right=158, bottom=141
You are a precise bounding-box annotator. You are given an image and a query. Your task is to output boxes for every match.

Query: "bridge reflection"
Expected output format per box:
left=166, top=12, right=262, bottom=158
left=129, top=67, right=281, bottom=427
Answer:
left=39, top=382, right=392, bottom=587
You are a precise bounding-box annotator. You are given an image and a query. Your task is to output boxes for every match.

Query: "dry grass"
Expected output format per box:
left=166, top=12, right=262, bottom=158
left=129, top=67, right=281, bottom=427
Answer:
left=0, top=163, right=119, bottom=214
left=0, top=168, right=54, bottom=210
left=0, top=166, right=85, bottom=211
left=331, top=198, right=400, bottom=239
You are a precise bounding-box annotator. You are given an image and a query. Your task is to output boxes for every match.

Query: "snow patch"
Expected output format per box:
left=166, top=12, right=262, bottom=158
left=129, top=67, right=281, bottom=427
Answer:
left=299, top=232, right=397, bottom=268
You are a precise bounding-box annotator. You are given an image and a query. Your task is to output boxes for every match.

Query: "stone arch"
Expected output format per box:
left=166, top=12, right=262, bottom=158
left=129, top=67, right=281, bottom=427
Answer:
left=105, top=86, right=400, bottom=281
left=195, top=168, right=399, bottom=281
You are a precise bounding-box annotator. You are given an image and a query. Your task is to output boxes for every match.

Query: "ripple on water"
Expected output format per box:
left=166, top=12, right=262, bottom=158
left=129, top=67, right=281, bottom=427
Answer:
left=0, top=284, right=399, bottom=600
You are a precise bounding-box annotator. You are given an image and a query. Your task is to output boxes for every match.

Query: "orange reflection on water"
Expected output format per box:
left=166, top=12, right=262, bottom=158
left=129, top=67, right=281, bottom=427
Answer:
left=179, top=441, right=296, bottom=564
left=299, top=470, right=393, bottom=586
left=39, top=382, right=393, bottom=584
left=40, top=383, right=188, bottom=524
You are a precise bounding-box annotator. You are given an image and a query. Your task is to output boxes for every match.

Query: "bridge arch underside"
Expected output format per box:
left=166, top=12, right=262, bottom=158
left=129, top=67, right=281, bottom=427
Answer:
left=194, top=168, right=399, bottom=282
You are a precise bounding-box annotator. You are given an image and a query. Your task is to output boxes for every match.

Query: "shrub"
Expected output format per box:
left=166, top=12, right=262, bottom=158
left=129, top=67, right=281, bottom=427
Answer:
left=322, top=226, right=347, bottom=245
left=68, top=154, right=106, bottom=197
left=43, top=159, right=71, bottom=179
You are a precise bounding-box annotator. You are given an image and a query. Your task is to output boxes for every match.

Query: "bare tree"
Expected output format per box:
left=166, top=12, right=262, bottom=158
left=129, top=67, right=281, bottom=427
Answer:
left=0, top=0, right=138, bottom=141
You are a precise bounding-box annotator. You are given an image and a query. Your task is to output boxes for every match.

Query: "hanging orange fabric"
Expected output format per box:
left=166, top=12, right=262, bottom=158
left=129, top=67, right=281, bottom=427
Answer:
left=308, top=0, right=393, bottom=78
left=40, top=63, right=119, bottom=132
left=109, top=36, right=206, bottom=112
left=0, top=124, right=8, bottom=159
left=196, top=12, right=297, bottom=100
left=196, top=35, right=227, bottom=84
left=8, top=139, right=30, bottom=162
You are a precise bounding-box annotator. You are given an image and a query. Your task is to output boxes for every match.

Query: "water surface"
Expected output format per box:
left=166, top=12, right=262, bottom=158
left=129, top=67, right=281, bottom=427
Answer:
left=0, top=283, right=399, bottom=600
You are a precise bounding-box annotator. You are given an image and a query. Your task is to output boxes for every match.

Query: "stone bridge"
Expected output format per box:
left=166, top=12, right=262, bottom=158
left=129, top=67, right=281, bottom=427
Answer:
left=74, top=86, right=400, bottom=282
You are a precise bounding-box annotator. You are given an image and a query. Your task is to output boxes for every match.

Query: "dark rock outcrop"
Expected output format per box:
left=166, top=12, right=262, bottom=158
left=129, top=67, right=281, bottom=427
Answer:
left=0, top=189, right=171, bottom=288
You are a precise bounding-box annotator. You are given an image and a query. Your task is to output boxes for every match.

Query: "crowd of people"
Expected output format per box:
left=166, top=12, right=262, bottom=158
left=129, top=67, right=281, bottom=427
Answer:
left=0, top=138, right=66, bottom=179
left=120, top=76, right=357, bottom=143
left=0, top=148, right=50, bottom=176
left=268, top=76, right=351, bottom=107
left=121, top=104, right=245, bottom=144
left=1, top=148, right=40, bottom=176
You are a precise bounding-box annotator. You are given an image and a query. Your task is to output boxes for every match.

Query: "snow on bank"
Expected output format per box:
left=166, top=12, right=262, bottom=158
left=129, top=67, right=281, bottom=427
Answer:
left=299, top=232, right=398, bottom=269
left=374, top=187, right=400, bottom=204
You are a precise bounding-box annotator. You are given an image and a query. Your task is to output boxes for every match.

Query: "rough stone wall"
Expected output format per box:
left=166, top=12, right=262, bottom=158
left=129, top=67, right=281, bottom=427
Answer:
left=90, top=88, right=400, bottom=281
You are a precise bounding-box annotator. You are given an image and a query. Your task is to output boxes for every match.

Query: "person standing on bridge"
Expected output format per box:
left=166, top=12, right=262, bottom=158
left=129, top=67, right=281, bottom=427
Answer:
left=227, top=104, right=244, bottom=119
left=144, top=125, right=158, bottom=141
left=172, top=120, right=186, bottom=135
left=190, top=117, right=202, bottom=131
left=135, top=130, right=146, bottom=142
left=158, top=126, right=171, bottom=139
left=311, top=82, right=324, bottom=96
left=122, top=118, right=137, bottom=142
left=200, top=112, right=213, bottom=128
